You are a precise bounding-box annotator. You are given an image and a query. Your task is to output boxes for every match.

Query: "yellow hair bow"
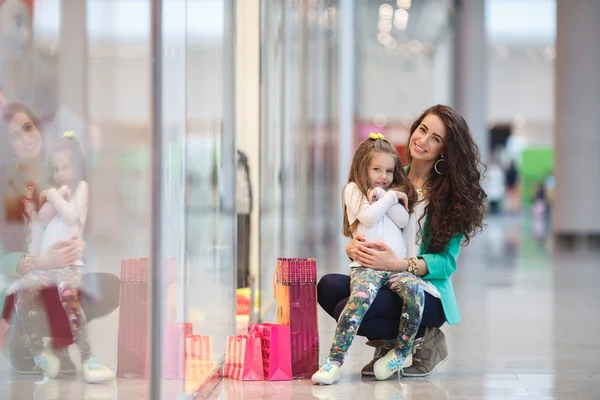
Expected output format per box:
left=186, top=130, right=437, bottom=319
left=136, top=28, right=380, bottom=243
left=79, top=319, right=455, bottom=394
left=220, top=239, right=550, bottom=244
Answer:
left=369, top=132, right=386, bottom=140
left=62, top=131, right=75, bottom=138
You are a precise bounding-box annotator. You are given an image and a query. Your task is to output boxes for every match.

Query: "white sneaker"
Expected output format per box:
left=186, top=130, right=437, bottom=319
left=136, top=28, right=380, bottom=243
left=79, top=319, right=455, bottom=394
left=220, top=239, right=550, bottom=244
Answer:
left=373, top=349, right=404, bottom=381
left=34, top=349, right=61, bottom=378
left=33, top=377, right=60, bottom=400
left=83, top=357, right=116, bottom=384
left=311, top=357, right=341, bottom=385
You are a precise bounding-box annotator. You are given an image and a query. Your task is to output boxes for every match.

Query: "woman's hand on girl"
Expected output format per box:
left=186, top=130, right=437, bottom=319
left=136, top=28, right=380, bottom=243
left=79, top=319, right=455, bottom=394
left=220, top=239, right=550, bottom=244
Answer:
left=39, top=237, right=83, bottom=268
left=346, top=234, right=366, bottom=260
left=352, top=242, right=405, bottom=271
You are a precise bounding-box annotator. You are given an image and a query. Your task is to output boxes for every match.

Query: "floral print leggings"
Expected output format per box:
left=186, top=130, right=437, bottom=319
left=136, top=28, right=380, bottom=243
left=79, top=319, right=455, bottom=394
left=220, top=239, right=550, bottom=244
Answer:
left=328, top=267, right=424, bottom=366
left=11, top=266, right=92, bottom=364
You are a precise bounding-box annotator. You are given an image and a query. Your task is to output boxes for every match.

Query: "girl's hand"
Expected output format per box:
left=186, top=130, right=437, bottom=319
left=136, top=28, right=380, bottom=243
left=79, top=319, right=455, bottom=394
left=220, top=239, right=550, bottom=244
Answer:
left=367, top=188, right=378, bottom=204
left=39, top=189, right=49, bottom=205
left=352, top=242, right=405, bottom=271
left=58, top=186, right=71, bottom=200
left=395, top=191, right=409, bottom=211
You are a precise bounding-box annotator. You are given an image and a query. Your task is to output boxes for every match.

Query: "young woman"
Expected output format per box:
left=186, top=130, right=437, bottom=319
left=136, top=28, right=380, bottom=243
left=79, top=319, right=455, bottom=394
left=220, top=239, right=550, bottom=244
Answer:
left=318, top=105, right=487, bottom=377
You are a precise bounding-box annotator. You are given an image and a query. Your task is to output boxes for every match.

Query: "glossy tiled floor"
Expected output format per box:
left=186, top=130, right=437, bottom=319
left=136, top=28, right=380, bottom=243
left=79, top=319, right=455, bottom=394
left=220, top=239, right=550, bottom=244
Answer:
left=3, top=214, right=600, bottom=399
left=207, top=214, right=600, bottom=400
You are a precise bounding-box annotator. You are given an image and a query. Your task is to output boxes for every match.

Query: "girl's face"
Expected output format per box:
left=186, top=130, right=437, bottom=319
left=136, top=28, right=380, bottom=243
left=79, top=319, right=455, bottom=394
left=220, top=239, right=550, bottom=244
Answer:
left=52, top=150, right=74, bottom=187
left=367, top=152, right=395, bottom=189
left=409, top=113, right=447, bottom=162
left=8, top=111, right=43, bottom=161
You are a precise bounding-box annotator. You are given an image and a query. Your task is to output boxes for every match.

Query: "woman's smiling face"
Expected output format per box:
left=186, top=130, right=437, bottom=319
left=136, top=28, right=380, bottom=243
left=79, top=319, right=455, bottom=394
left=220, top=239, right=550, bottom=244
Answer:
left=408, top=113, right=447, bottom=162
left=7, top=111, right=43, bottom=161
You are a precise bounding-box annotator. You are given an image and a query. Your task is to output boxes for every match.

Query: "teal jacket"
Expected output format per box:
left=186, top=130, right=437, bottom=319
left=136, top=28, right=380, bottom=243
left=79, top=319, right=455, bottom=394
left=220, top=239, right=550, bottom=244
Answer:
left=0, top=244, right=25, bottom=315
left=418, top=224, right=462, bottom=325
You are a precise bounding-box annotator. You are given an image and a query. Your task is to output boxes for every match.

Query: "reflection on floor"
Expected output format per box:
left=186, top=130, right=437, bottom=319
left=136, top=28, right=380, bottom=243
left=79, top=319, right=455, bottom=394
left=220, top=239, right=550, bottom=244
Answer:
left=3, top=214, right=600, bottom=399
left=207, top=215, right=600, bottom=399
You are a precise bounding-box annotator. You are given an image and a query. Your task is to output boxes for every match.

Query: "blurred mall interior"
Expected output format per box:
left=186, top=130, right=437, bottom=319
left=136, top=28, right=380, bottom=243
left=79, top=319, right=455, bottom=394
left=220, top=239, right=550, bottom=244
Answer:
left=0, top=0, right=599, bottom=399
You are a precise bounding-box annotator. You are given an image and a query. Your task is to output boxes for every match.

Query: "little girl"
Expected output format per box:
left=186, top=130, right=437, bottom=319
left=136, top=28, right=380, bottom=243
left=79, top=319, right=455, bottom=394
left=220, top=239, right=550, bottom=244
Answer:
left=10, top=131, right=115, bottom=383
left=312, top=133, right=426, bottom=385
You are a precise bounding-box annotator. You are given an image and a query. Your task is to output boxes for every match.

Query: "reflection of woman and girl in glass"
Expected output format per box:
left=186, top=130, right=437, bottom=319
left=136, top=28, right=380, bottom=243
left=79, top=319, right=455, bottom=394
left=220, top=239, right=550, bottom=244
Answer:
left=1, top=103, right=116, bottom=383
left=315, top=105, right=487, bottom=384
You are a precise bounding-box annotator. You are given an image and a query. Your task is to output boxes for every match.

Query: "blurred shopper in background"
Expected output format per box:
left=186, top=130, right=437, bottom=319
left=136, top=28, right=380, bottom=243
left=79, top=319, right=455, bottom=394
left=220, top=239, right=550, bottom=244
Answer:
left=504, top=161, right=521, bottom=214
left=485, top=151, right=506, bottom=215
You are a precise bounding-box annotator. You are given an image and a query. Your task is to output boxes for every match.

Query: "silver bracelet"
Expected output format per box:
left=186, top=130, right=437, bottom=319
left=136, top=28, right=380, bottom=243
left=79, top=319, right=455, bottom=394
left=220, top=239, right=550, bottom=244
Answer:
left=24, top=254, right=36, bottom=273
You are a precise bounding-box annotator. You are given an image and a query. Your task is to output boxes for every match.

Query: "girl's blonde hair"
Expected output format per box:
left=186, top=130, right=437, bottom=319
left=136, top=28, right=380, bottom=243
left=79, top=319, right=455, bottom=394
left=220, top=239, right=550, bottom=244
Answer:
left=342, top=136, right=417, bottom=238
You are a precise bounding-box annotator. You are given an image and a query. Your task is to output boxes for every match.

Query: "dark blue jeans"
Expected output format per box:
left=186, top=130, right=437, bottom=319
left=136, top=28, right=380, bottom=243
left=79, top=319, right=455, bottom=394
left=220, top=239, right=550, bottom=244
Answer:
left=318, top=273, right=446, bottom=340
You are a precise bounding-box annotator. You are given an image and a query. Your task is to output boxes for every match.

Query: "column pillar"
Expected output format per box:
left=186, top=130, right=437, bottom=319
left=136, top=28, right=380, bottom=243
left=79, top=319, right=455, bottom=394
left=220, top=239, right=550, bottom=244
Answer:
left=453, top=0, right=488, bottom=160
left=58, top=0, right=88, bottom=137
left=337, top=0, right=356, bottom=265
left=236, top=0, right=260, bottom=297
left=554, top=0, right=600, bottom=242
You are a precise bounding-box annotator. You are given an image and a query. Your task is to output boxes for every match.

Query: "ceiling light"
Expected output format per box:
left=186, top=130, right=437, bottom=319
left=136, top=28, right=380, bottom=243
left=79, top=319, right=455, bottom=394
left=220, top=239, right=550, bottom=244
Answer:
left=496, top=45, right=509, bottom=58
left=379, top=4, right=394, bottom=19
left=397, top=0, right=411, bottom=9
left=542, top=46, right=556, bottom=60
left=377, top=32, right=393, bottom=45
left=373, top=113, right=388, bottom=128
left=378, top=19, right=392, bottom=32
left=409, top=40, right=422, bottom=53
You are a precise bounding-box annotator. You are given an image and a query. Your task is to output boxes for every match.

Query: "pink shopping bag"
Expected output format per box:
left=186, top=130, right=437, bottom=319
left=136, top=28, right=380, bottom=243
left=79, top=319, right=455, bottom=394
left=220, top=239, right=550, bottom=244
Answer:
left=248, top=323, right=292, bottom=381
left=142, top=322, right=193, bottom=380
left=274, top=258, right=319, bottom=379
left=224, top=335, right=264, bottom=381
left=186, top=335, right=213, bottom=361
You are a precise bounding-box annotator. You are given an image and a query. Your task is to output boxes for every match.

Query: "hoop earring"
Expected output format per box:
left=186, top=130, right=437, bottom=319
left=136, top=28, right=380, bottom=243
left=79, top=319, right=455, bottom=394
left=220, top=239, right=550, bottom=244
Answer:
left=434, top=156, right=446, bottom=175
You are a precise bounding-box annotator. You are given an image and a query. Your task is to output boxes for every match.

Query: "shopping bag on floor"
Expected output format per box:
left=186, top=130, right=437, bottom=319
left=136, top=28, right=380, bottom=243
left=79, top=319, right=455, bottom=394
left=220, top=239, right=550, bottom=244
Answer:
left=274, top=258, right=319, bottom=379
left=249, top=323, right=292, bottom=381
left=117, top=258, right=149, bottom=378
left=186, top=335, right=213, bottom=361
left=160, top=322, right=194, bottom=380
left=224, top=335, right=264, bottom=380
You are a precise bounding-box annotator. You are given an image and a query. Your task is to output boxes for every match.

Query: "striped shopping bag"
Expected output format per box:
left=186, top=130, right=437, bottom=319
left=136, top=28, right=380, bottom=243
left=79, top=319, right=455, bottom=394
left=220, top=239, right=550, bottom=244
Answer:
left=224, top=335, right=264, bottom=381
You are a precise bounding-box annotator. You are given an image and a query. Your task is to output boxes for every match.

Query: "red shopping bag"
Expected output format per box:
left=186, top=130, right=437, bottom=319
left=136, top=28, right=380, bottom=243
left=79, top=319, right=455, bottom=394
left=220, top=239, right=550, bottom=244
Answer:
left=224, top=335, right=264, bottom=381
left=274, top=258, right=319, bottom=379
left=249, top=323, right=292, bottom=381
left=185, top=335, right=213, bottom=361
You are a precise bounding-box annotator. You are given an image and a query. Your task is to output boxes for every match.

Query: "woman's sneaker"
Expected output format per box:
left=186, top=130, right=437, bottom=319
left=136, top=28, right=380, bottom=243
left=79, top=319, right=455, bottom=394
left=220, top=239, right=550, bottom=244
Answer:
left=311, top=357, right=341, bottom=385
left=34, top=349, right=61, bottom=378
left=373, top=349, right=404, bottom=381
left=400, top=327, right=448, bottom=377
left=83, top=357, right=116, bottom=383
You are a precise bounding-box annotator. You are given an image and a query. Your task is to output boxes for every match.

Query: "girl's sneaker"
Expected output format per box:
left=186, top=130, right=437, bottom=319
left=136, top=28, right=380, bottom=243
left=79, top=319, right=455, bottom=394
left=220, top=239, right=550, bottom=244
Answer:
left=34, top=349, right=61, bottom=378
left=373, top=349, right=404, bottom=381
left=83, top=357, right=116, bottom=384
left=311, top=357, right=341, bottom=385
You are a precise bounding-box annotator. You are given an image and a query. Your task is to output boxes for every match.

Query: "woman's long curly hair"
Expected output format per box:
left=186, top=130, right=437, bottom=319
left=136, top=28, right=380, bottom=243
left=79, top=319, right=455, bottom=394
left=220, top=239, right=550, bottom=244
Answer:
left=343, top=136, right=417, bottom=238
left=407, top=105, right=487, bottom=253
